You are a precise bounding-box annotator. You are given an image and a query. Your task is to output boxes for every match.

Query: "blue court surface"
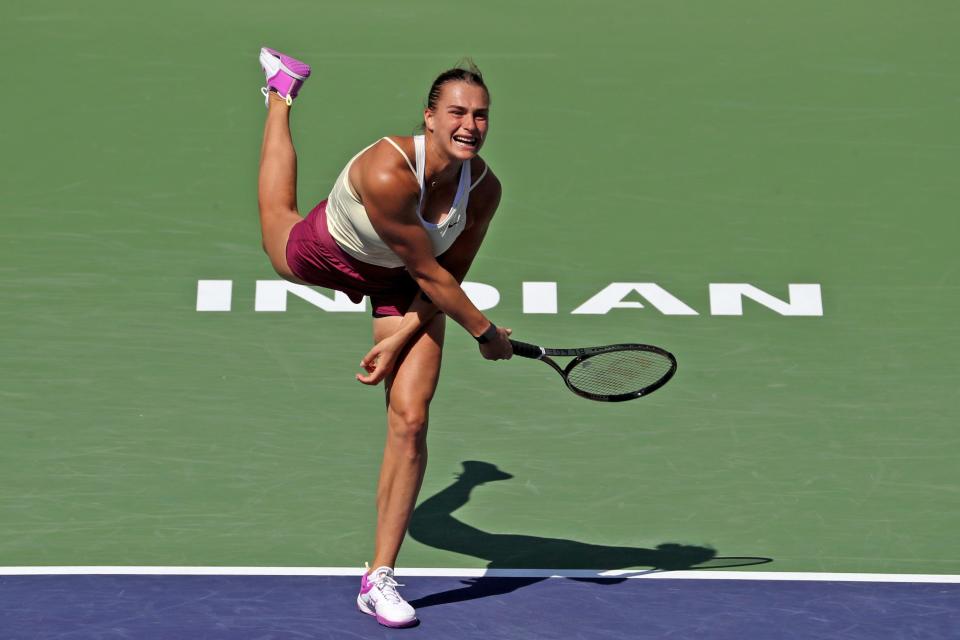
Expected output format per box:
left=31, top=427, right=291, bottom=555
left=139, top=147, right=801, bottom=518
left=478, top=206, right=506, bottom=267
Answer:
left=2, top=571, right=958, bottom=639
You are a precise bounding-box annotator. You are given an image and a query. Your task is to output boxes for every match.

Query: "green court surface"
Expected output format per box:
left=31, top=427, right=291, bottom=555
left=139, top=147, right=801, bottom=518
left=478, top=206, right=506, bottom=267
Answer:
left=1, top=0, right=958, bottom=575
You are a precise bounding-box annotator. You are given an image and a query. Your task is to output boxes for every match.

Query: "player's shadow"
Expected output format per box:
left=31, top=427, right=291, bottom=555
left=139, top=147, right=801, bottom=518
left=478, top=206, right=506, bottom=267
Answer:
left=407, top=460, right=772, bottom=609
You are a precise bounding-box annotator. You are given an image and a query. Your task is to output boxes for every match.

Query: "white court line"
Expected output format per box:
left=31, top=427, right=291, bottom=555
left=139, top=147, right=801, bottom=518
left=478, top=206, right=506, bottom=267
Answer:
left=1, top=567, right=959, bottom=583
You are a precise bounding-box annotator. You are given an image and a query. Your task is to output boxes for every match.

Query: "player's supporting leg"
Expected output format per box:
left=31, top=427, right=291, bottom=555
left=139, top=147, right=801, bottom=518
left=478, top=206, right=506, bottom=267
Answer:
left=257, top=94, right=303, bottom=281
left=371, top=312, right=446, bottom=569
left=357, top=313, right=444, bottom=627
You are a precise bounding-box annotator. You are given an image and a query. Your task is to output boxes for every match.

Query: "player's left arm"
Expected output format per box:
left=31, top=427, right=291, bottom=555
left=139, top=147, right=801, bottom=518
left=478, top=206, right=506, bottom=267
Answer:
left=357, top=164, right=502, bottom=385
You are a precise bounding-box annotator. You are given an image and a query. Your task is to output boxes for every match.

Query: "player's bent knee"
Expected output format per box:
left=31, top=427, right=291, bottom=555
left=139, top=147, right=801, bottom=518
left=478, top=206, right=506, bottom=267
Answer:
left=388, top=406, right=429, bottom=445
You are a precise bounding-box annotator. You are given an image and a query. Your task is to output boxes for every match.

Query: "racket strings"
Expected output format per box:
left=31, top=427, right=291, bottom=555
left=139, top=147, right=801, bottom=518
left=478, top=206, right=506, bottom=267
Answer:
left=566, top=350, right=673, bottom=396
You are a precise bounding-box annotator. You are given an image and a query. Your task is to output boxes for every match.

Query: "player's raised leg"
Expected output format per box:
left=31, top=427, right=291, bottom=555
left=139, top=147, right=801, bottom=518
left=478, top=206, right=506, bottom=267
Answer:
left=256, top=48, right=311, bottom=280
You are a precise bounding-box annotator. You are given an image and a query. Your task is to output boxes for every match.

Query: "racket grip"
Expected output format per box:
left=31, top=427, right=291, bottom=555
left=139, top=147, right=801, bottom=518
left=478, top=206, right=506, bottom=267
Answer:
left=509, top=339, right=545, bottom=359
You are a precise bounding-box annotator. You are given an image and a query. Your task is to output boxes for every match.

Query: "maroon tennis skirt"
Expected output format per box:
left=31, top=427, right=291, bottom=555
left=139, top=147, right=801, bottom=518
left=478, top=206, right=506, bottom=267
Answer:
left=285, top=200, right=418, bottom=317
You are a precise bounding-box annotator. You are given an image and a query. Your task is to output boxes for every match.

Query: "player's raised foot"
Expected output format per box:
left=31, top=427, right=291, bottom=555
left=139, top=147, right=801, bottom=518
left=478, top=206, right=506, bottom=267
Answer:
left=259, top=46, right=311, bottom=106
left=357, top=565, right=418, bottom=628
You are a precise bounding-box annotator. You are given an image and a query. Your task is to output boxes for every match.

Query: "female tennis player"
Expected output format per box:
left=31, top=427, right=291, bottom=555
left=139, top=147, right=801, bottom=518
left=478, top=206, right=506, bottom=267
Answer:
left=256, top=47, right=512, bottom=628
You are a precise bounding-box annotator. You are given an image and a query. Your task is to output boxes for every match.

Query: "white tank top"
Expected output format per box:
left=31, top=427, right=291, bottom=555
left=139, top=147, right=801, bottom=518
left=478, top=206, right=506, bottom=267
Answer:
left=325, top=135, right=488, bottom=268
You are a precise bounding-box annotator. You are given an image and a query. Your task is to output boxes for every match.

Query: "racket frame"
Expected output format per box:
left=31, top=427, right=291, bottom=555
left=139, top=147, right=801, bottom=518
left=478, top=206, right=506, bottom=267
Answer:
left=510, top=341, right=677, bottom=402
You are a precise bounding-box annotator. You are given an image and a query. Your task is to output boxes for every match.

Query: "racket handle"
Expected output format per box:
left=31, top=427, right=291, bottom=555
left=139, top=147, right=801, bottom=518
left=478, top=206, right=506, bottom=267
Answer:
left=509, top=339, right=545, bottom=359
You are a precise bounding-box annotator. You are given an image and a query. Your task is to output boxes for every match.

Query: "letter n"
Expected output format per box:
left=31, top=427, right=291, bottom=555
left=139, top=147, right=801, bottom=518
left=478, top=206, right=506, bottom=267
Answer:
left=709, top=284, right=823, bottom=316
left=254, top=281, right=367, bottom=312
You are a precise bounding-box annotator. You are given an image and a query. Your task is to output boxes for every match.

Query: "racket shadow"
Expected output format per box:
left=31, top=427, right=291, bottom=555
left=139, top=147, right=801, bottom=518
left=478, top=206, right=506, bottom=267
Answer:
left=407, top=460, right=771, bottom=610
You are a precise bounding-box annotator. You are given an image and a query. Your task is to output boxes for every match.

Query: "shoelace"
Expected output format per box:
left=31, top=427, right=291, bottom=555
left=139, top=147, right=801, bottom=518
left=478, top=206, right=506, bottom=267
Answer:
left=373, top=573, right=405, bottom=604
left=261, top=87, right=293, bottom=107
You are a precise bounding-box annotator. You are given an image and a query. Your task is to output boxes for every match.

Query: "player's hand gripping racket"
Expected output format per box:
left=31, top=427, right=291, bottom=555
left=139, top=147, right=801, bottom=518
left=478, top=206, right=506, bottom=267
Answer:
left=509, top=340, right=677, bottom=402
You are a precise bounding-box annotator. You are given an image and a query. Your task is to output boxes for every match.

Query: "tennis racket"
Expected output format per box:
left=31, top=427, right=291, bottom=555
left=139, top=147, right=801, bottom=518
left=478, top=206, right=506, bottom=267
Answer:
left=509, top=340, right=677, bottom=402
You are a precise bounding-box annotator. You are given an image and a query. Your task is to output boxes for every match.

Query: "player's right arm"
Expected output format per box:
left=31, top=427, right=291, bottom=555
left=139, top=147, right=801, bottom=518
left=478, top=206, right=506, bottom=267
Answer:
left=355, top=144, right=509, bottom=350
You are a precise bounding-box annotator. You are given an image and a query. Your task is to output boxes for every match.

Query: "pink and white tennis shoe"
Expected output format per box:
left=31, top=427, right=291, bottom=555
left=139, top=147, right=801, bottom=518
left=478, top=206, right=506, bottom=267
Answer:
left=259, top=47, right=311, bottom=106
left=357, top=565, right=418, bottom=628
